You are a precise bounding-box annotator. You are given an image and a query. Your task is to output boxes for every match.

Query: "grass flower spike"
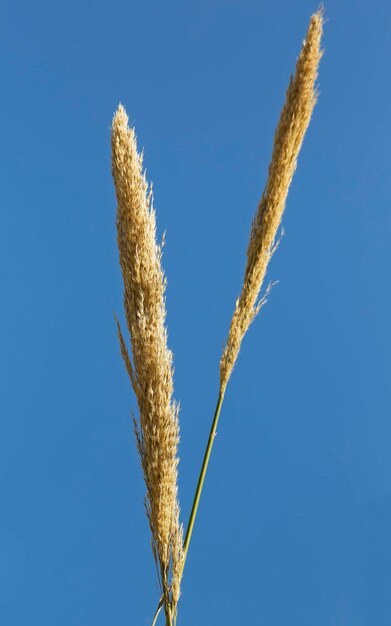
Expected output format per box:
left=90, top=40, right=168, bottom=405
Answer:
left=111, top=105, right=183, bottom=624
left=176, top=9, right=324, bottom=614
left=220, top=10, right=323, bottom=387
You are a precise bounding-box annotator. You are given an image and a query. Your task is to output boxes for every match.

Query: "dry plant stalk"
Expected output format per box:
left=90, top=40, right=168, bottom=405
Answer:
left=173, top=8, right=323, bottom=615
left=111, top=105, right=183, bottom=623
left=220, top=10, right=323, bottom=388
left=111, top=8, right=323, bottom=626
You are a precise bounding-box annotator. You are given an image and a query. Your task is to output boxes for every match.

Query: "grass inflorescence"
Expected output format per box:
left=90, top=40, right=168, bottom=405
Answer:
left=111, top=9, right=323, bottom=625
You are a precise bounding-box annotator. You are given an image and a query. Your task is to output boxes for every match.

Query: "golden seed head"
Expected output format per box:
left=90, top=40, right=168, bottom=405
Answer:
left=220, top=10, right=323, bottom=388
left=111, top=104, right=183, bottom=613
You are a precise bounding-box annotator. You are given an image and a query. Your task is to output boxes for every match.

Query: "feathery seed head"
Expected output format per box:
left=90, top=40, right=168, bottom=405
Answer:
left=220, top=10, right=323, bottom=388
left=111, top=104, right=183, bottom=616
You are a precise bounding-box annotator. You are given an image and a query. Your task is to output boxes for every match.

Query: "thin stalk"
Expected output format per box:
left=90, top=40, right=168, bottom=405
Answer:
left=151, top=599, right=163, bottom=626
left=181, top=387, right=225, bottom=567
left=150, top=387, right=226, bottom=625
left=165, top=604, right=173, bottom=626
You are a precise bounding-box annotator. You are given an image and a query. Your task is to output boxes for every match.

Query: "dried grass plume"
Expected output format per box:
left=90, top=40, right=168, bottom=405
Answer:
left=220, top=10, right=324, bottom=388
left=111, top=105, right=183, bottom=621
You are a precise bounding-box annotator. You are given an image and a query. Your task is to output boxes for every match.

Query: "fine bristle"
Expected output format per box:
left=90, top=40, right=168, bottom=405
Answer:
left=111, top=105, right=183, bottom=618
left=220, top=10, right=323, bottom=388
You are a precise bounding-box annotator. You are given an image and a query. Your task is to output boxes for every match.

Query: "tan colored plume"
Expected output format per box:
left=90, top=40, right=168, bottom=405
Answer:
left=111, top=105, right=183, bottom=620
left=220, top=9, right=324, bottom=388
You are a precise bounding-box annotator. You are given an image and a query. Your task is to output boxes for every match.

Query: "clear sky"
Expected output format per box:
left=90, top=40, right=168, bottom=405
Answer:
left=1, top=1, right=391, bottom=625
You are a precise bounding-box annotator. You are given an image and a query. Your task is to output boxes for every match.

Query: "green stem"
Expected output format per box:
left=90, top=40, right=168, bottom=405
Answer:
left=181, top=387, right=225, bottom=568
left=150, top=386, right=226, bottom=626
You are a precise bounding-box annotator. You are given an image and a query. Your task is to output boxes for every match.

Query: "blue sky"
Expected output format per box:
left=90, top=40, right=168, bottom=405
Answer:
left=1, top=1, right=391, bottom=625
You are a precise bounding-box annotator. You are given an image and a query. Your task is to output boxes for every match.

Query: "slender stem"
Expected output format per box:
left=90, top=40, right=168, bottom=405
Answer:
left=150, top=385, right=226, bottom=625
left=151, top=599, right=163, bottom=626
left=181, top=387, right=225, bottom=567
left=165, top=606, right=172, bottom=626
